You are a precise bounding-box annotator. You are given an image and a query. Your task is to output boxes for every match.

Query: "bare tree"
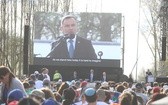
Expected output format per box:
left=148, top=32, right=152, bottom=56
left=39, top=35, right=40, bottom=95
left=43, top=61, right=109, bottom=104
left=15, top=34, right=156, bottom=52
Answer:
left=0, top=0, right=72, bottom=76
left=140, top=0, right=161, bottom=77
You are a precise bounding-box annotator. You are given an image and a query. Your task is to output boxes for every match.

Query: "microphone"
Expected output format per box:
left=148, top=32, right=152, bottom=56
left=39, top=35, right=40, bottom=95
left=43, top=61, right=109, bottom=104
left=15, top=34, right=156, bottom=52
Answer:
left=46, top=34, right=75, bottom=58
left=46, top=36, right=67, bottom=58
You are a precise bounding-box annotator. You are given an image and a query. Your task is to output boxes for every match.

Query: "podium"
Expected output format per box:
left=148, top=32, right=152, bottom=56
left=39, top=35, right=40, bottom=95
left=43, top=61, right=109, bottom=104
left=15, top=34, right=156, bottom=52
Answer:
left=147, top=75, right=154, bottom=82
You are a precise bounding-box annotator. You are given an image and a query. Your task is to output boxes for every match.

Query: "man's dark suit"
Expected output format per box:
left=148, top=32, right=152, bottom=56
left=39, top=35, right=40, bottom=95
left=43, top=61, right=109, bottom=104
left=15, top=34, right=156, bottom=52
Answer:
left=47, top=36, right=97, bottom=59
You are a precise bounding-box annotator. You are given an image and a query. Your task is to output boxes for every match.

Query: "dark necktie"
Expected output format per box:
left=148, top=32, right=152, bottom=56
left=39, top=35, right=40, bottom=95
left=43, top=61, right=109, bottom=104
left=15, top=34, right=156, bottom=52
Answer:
left=68, top=39, right=74, bottom=58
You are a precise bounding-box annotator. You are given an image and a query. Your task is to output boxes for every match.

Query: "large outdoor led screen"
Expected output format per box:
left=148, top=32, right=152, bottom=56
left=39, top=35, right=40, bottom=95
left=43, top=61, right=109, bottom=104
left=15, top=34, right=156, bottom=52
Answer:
left=33, top=12, right=122, bottom=67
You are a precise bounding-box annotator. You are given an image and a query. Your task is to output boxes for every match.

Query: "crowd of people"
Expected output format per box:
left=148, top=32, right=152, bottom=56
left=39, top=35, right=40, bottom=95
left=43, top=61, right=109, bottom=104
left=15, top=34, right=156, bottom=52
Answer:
left=0, top=65, right=168, bottom=105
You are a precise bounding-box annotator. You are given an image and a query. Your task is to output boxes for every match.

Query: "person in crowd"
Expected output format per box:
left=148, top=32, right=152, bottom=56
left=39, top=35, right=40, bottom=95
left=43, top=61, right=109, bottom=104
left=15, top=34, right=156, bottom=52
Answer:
left=128, top=74, right=133, bottom=84
left=84, top=88, right=97, bottom=105
left=129, top=91, right=138, bottom=105
left=57, top=82, right=69, bottom=96
left=153, top=82, right=159, bottom=87
left=72, top=71, right=78, bottom=81
left=47, top=15, right=97, bottom=59
left=122, top=81, right=129, bottom=89
left=80, top=81, right=88, bottom=96
left=119, top=92, right=133, bottom=105
left=42, top=98, right=60, bottom=105
left=53, top=70, right=62, bottom=82
left=0, top=66, right=27, bottom=104
left=74, top=81, right=80, bottom=89
left=146, top=69, right=152, bottom=83
left=35, top=73, right=44, bottom=89
left=23, top=82, right=31, bottom=95
left=134, top=83, right=149, bottom=105
left=100, top=82, right=110, bottom=90
left=7, top=89, right=24, bottom=105
left=89, top=69, right=94, bottom=82
left=102, top=71, right=107, bottom=82
left=96, top=89, right=109, bottom=105
left=75, top=89, right=88, bottom=105
left=53, top=92, right=62, bottom=104
left=152, top=86, right=160, bottom=94
left=104, top=90, right=111, bottom=104
left=146, top=69, right=152, bottom=76
left=115, top=84, right=125, bottom=93
left=43, top=79, right=51, bottom=88
left=108, top=81, right=116, bottom=91
left=28, top=80, right=36, bottom=91
left=29, top=89, right=45, bottom=104
left=29, top=74, right=36, bottom=82
left=41, top=88, right=55, bottom=100
left=18, top=97, right=40, bottom=105
left=95, top=81, right=101, bottom=90
left=41, top=68, right=50, bottom=81
left=146, top=93, right=167, bottom=105
left=62, top=87, right=76, bottom=105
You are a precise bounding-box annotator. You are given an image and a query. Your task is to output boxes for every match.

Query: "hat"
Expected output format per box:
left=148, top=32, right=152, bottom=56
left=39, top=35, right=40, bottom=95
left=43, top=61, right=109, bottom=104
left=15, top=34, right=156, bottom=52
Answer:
left=146, top=86, right=152, bottom=91
left=84, top=88, right=96, bottom=96
left=42, top=98, right=59, bottom=105
left=7, top=89, right=24, bottom=102
left=80, top=81, right=87, bottom=88
left=153, top=87, right=160, bottom=93
left=8, top=100, right=19, bottom=105
left=43, top=79, right=50, bottom=86
left=135, top=83, right=143, bottom=89
left=34, top=71, right=39, bottom=74
left=101, top=82, right=109, bottom=87
left=56, top=79, right=62, bottom=85
left=31, top=89, right=45, bottom=99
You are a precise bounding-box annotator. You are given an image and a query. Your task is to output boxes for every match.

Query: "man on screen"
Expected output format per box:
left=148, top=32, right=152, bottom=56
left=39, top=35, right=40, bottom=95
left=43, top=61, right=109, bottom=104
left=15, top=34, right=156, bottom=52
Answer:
left=47, top=15, right=97, bottom=59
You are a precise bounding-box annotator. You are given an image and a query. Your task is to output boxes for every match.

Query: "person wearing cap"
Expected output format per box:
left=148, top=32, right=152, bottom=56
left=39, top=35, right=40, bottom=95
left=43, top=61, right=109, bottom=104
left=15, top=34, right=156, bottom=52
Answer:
left=18, top=97, right=40, bottom=105
left=43, top=79, right=51, bottom=88
left=35, top=73, right=44, bottom=89
left=29, top=89, right=45, bottom=104
left=53, top=70, right=62, bottom=82
left=42, top=98, right=60, bottom=105
left=7, top=89, right=24, bottom=104
left=134, top=83, right=149, bottom=105
left=84, top=88, right=97, bottom=105
left=0, top=66, right=27, bottom=104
